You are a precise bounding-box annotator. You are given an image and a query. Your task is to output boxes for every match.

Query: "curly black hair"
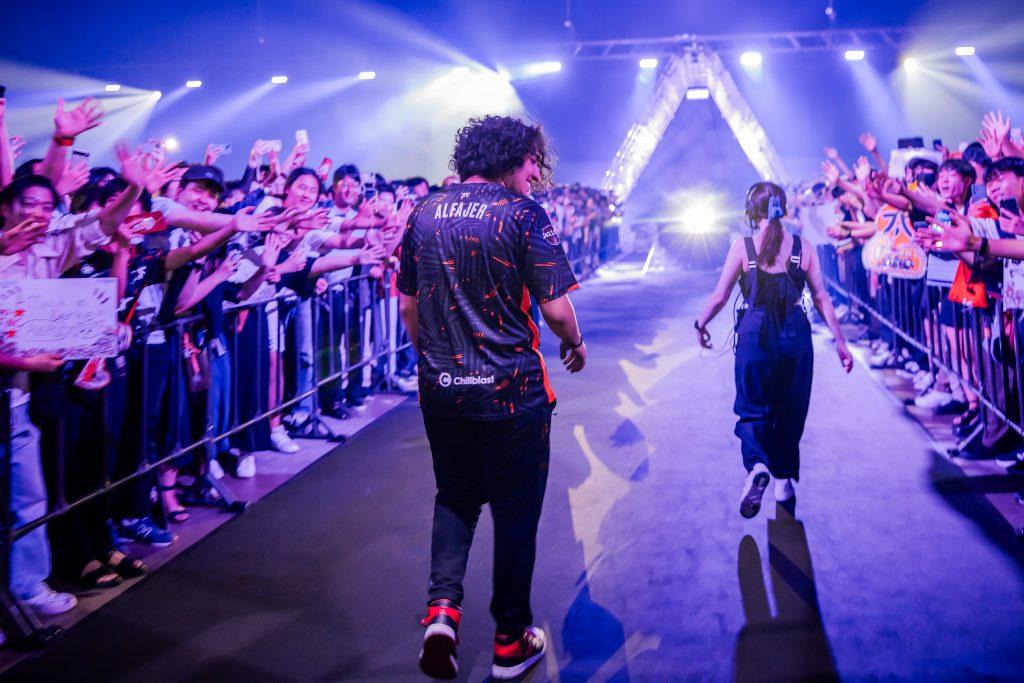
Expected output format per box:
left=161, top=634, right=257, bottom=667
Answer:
left=450, top=115, right=555, bottom=190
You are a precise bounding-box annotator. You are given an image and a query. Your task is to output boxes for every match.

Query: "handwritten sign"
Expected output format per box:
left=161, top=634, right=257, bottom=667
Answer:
left=0, top=278, right=118, bottom=359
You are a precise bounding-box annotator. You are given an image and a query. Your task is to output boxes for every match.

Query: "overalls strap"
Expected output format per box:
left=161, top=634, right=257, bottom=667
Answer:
left=743, top=237, right=758, bottom=271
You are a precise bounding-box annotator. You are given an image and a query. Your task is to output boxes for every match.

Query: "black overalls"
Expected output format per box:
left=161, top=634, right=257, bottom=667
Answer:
left=734, top=236, right=813, bottom=481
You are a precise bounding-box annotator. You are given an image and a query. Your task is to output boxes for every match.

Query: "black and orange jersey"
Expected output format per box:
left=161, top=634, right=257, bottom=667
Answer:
left=397, top=182, right=579, bottom=420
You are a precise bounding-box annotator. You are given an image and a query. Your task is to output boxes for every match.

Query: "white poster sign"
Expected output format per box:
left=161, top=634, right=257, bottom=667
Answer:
left=0, top=278, right=118, bottom=360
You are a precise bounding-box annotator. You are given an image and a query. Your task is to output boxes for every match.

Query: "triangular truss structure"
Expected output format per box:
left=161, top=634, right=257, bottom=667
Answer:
left=593, top=28, right=916, bottom=201
left=602, top=46, right=788, bottom=202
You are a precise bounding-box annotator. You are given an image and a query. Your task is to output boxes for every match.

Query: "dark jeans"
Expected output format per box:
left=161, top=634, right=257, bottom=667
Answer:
left=734, top=313, right=813, bottom=481
left=422, top=406, right=552, bottom=637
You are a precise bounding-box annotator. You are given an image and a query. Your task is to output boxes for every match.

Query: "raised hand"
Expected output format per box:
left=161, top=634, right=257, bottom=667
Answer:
left=261, top=232, right=290, bottom=267
left=358, top=242, right=387, bottom=265
left=0, top=218, right=48, bottom=255
left=145, top=160, right=186, bottom=195
left=116, top=141, right=151, bottom=188
left=217, top=251, right=241, bottom=278
left=823, top=147, right=839, bottom=160
left=204, top=143, right=226, bottom=166
left=859, top=132, right=877, bottom=153
left=982, top=110, right=1011, bottom=144
left=821, top=160, right=840, bottom=187
left=854, top=156, right=871, bottom=182
left=56, top=157, right=90, bottom=196
left=10, top=135, right=26, bottom=161
left=55, top=97, right=104, bottom=138
left=292, top=207, right=329, bottom=232
left=916, top=212, right=972, bottom=252
left=283, top=142, right=310, bottom=174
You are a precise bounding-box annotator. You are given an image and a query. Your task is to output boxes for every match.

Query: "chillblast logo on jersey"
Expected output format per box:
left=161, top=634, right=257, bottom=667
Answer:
left=438, top=372, right=495, bottom=387
left=435, top=200, right=489, bottom=220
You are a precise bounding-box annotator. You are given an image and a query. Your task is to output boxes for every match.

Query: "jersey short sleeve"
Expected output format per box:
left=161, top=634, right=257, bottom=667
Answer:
left=519, top=203, right=579, bottom=303
left=396, top=227, right=417, bottom=296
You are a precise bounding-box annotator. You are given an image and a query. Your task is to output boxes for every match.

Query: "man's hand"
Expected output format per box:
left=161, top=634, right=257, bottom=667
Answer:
left=54, top=97, right=103, bottom=138
left=559, top=338, right=587, bottom=373
left=56, top=157, right=90, bottom=196
left=145, top=160, right=186, bottom=195
left=0, top=218, right=48, bottom=255
left=999, top=208, right=1024, bottom=236
left=204, top=143, right=228, bottom=166
left=24, top=353, right=64, bottom=373
left=117, top=141, right=150, bottom=188
left=853, top=156, right=871, bottom=182
left=217, top=252, right=241, bottom=279
left=915, top=212, right=973, bottom=252
left=230, top=207, right=283, bottom=233
left=292, top=207, right=329, bottom=232
left=283, top=142, right=310, bottom=175
left=314, top=277, right=328, bottom=296
left=837, top=341, right=854, bottom=373
left=979, top=126, right=1003, bottom=159
left=859, top=132, right=877, bottom=153
left=358, top=243, right=387, bottom=265
left=261, top=232, right=290, bottom=268
left=982, top=110, right=1011, bottom=146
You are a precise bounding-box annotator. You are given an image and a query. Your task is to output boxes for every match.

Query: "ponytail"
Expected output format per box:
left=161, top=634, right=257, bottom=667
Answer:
left=759, top=218, right=784, bottom=267
left=744, top=181, right=788, bottom=267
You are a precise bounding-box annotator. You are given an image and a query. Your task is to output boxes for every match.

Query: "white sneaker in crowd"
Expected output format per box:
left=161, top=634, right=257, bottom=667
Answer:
left=236, top=454, right=256, bottom=479
left=270, top=426, right=300, bottom=454
left=208, top=458, right=225, bottom=480
left=775, top=478, right=795, bottom=502
left=913, top=371, right=934, bottom=392
left=24, top=585, right=77, bottom=615
left=914, top=388, right=953, bottom=410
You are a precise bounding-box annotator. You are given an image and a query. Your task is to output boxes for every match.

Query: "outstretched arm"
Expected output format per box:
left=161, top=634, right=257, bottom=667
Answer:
left=694, top=239, right=744, bottom=345
left=804, top=239, right=853, bottom=372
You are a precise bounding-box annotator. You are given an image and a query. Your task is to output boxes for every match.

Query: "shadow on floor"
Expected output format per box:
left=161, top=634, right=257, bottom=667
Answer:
left=734, top=500, right=839, bottom=683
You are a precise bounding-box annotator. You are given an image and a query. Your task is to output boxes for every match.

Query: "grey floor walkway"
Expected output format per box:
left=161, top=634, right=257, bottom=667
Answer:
left=5, top=262, right=1024, bottom=682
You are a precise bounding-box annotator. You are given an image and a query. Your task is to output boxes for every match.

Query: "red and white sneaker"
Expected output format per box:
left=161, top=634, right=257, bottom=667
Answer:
left=418, top=599, right=462, bottom=680
left=491, top=626, right=547, bottom=680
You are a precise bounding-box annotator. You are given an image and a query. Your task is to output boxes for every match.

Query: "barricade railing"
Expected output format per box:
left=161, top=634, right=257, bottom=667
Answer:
left=820, top=244, right=1023, bottom=452
left=0, top=224, right=617, bottom=646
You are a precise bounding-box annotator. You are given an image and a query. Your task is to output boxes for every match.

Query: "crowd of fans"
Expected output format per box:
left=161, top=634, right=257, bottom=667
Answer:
left=0, top=96, right=617, bottom=621
left=793, top=108, right=1024, bottom=472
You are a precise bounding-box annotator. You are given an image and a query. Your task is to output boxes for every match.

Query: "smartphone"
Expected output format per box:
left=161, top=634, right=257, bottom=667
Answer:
left=932, top=138, right=944, bottom=151
left=266, top=139, right=282, bottom=153
left=933, top=209, right=952, bottom=233
left=295, top=129, right=309, bottom=146
left=971, top=183, right=987, bottom=202
left=898, top=137, right=925, bottom=150
left=1001, top=198, right=1021, bottom=216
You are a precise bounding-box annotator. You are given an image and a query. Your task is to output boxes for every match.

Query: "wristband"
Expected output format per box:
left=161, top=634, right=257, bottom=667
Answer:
left=567, top=336, right=584, bottom=349
left=53, top=135, right=75, bottom=147
left=979, top=237, right=990, bottom=257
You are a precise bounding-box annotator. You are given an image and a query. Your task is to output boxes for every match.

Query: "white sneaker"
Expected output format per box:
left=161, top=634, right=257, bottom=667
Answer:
left=775, top=478, right=795, bottom=501
left=270, top=427, right=300, bottom=454
left=914, top=388, right=953, bottom=410
left=740, top=463, right=771, bottom=519
left=236, top=454, right=256, bottom=479
left=913, top=371, right=934, bottom=392
left=24, top=586, right=77, bottom=616
left=208, top=458, right=225, bottom=480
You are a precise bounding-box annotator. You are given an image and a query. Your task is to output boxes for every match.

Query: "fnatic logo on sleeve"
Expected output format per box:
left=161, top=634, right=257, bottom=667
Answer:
left=542, top=224, right=560, bottom=245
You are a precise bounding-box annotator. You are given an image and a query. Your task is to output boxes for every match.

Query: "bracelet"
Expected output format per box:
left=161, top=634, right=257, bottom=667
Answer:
left=53, top=135, right=75, bottom=147
left=694, top=320, right=706, bottom=332
left=568, top=336, right=584, bottom=349
left=979, top=237, right=990, bottom=257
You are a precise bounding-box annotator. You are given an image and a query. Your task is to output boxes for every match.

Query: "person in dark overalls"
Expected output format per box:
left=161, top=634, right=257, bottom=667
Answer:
left=695, top=182, right=853, bottom=518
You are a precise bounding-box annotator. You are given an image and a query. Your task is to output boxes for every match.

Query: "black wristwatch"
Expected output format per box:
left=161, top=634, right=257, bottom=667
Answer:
left=979, top=237, right=990, bottom=257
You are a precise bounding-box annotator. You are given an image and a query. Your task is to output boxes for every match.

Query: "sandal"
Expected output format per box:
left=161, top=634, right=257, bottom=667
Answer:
left=157, top=485, right=191, bottom=524
left=105, top=551, right=147, bottom=578
left=79, top=561, right=123, bottom=589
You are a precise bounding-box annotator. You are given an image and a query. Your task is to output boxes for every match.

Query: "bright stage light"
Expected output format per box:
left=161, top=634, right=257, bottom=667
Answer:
left=955, top=46, right=976, bottom=57
left=358, top=71, right=377, bottom=80
left=450, top=66, right=471, bottom=76
left=740, top=51, right=763, bottom=68
left=162, top=136, right=180, bottom=152
left=902, top=56, right=918, bottom=72
left=186, top=80, right=202, bottom=88
left=271, top=75, right=288, bottom=84
left=151, top=90, right=163, bottom=100
left=844, top=50, right=865, bottom=62
left=524, top=60, right=562, bottom=76
left=639, top=58, right=659, bottom=69
left=685, top=87, right=710, bottom=100
left=104, top=84, right=121, bottom=92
